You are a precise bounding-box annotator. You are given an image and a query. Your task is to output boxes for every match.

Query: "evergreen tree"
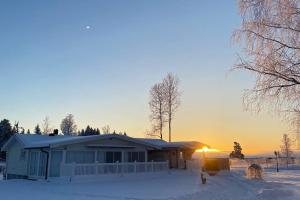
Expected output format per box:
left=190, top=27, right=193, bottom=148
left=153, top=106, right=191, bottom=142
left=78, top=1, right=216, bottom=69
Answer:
left=27, top=129, right=31, bottom=134
left=85, top=126, right=91, bottom=135
left=34, top=124, right=42, bottom=135
left=79, top=126, right=101, bottom=136
left=96, top=128, right=100, bottom=135
left=229, top=142, right=244, bottom=159
left=0, top=119, right=13, bottom=147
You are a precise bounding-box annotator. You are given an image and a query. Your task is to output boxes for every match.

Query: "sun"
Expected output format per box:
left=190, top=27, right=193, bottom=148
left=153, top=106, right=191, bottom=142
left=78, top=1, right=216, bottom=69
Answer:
left=196, top=146, right=220, bottom=153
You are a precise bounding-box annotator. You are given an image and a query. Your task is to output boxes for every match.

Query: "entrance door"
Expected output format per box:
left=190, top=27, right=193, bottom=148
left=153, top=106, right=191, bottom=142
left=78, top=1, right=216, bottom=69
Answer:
left=169, top=150, right=178, bottom=168
left=49, top=151, right=63, bottom=177
left=28, top=151, right=47, bottom=179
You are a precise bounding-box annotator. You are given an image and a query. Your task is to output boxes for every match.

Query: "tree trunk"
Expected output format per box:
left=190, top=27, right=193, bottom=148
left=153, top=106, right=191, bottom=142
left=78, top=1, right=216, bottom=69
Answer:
left=169, top=115, right=171, bottom=142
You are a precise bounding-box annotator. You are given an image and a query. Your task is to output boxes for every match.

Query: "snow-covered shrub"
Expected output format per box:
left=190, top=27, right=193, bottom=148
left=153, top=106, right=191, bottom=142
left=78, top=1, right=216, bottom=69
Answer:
left=247, top=164, right=263, bottom=180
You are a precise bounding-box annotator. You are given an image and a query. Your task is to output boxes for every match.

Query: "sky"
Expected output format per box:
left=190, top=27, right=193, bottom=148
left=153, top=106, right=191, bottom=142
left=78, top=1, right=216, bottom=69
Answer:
left=0, top=0, right=290, bottom=154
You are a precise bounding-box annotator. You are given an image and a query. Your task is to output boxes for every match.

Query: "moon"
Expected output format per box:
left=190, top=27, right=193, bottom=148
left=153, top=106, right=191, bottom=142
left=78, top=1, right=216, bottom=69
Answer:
left=85, top=25, right=91, bottom=30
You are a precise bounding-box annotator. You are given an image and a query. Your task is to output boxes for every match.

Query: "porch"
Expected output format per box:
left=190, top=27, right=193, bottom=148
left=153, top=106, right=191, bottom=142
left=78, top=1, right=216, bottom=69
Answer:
left=27, top=149, right=169, bottom=180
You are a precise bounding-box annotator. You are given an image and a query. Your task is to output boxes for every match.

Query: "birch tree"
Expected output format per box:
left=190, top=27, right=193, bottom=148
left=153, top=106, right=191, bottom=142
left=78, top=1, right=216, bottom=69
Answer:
left=60, top=114, right=77, bottom=135
left=149, top=83, right=166, bottom=140
left=233, top=0, right=300, bottom=114
left=280, top=133, right=293, bottom=168
left=102, top=125, right=111, bottom=134
left=42, top=116, right=53, bottom=135
left=163, top=73, right=181, bottom=142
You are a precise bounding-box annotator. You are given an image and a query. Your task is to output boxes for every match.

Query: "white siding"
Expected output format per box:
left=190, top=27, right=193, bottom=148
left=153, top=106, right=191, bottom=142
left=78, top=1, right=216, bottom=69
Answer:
left=6, top=139, right=28, bottom=176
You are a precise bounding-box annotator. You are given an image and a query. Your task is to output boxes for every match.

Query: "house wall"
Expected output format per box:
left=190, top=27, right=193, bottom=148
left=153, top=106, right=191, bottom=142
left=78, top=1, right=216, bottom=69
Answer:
left=149, top=149, right=196, bottom=169
left=6, top=139, right=28, bottom=179
left=50, top=137, right=151, bottom=177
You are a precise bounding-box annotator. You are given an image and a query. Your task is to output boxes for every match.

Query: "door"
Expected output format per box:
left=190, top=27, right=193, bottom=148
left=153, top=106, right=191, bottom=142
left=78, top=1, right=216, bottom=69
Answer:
left=49, top=151, right=63, bottom=177
left=28, top=151, right=47, bottom=179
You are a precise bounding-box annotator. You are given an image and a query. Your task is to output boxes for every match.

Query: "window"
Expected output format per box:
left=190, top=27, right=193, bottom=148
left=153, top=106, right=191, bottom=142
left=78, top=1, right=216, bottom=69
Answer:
left=66, top=151, right=95, bottom=164
left=127, top=151, right=145, bottom=162
left=97, top=151, right=105, bottom=163
left=19, top=150, right=26, bottom=161
left=105, top=152, right=122, bottom=163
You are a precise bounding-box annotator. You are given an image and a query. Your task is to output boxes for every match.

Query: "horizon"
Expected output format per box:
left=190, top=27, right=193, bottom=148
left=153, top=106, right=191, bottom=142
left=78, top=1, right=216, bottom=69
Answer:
left=0, top=0, right=292, bottom=154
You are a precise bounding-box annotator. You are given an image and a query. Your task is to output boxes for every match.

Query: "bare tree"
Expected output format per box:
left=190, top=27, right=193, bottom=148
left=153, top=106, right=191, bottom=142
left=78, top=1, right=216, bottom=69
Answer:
left=162, top=73, right=181, bottom=142
left=42, top=116, right=53, bottom=135
left=60, top=114, right=77, bottom=135
left=280, top=133, right=293, bottom=168
left=233, top=0, right=300, bottom=114
left=149, top=83, right=166, bottom=140
left=102, top=125, right=111, bottom=134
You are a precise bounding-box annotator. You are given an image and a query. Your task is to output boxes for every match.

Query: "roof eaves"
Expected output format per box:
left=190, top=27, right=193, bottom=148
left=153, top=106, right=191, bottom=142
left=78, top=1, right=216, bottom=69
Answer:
left=1, top=134, right=26, bottom=151
left=49, top=134, right=162, bottom=149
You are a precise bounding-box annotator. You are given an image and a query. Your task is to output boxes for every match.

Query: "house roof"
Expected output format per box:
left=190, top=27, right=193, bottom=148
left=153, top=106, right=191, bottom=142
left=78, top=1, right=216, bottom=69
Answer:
left=1, top=134, right=162, bottom=151
left=137, top=138, right=208, bottom=150
left=1, top=134, right=208, bottom=151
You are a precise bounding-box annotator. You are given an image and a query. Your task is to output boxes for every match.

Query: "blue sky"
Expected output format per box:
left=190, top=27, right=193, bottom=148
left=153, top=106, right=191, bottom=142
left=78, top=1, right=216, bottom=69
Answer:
left=0, top=1, right=287, bottom=153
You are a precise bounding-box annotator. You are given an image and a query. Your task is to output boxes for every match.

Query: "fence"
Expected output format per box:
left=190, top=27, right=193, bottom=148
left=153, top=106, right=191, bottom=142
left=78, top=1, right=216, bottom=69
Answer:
left=60, top=161, right=169, bottom=177
left=186, top=160, right=202, bottom=171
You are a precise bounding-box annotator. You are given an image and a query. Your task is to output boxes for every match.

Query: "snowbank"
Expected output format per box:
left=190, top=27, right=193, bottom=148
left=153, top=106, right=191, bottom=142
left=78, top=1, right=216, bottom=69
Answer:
left=0, top=169, right=299, bottom=199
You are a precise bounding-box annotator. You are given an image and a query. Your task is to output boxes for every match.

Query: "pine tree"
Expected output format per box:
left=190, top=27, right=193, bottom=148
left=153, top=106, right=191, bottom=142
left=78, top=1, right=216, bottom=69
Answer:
left=34, top=124, right=42, bottom=135
left=0, top=119, right=13, bottom=147
left=96, top=128, right=100, bottom=135
left=229, top=142, right=244, bottom=159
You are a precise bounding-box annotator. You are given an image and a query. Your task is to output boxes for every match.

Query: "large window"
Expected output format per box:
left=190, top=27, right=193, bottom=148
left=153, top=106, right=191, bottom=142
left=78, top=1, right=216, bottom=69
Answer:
left=28, top=151, right=47, bottom=177
left=105, top=152, right=122, bottom=163
left=66, top=151, right=95, bottom=164
left=127, top=151, right=145, bottom=162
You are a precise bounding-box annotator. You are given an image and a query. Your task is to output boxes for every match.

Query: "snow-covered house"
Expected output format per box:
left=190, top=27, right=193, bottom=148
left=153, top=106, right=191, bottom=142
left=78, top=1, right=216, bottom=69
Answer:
left=1, top=133, right=206, bottom=180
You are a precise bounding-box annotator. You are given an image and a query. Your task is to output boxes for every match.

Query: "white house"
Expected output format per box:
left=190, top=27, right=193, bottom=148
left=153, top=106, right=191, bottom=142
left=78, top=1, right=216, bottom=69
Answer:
left=1, top=133, right=206, bottom=180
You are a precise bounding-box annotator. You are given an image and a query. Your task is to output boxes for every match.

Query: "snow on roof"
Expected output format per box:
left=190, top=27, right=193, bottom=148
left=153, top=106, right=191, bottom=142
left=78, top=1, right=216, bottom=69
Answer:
left=137, top=138, right=207, bottom=149
left=1, top=134, right=208, bottom=151
left=136, top=138, right=168, bottom=146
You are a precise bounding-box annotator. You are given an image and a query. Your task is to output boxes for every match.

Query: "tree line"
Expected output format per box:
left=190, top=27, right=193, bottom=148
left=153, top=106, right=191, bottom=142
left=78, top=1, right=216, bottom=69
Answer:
left=0, top=114, right=124, bottom=149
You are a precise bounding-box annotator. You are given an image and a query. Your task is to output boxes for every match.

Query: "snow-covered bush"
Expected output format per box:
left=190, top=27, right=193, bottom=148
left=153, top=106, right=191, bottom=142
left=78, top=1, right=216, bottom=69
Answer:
left=247, top=164, right=263, bottom=180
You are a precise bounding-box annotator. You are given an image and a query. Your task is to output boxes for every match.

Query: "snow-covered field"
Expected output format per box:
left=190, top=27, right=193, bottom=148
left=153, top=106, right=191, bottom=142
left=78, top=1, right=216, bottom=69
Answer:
left=0, top=169, right=299, bottom=200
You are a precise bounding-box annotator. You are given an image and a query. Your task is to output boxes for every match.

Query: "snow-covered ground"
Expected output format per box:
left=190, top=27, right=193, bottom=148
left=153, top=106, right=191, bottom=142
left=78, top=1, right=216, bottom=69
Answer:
left=0, top=169, right=299, bottom=200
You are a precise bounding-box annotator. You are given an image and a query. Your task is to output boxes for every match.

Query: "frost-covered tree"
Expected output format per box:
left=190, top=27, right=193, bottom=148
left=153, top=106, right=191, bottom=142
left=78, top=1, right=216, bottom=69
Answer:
left=42, top=116, right=53, bottom=135
left=233, top=0, right=300, bottom=115
left=163, top=73, right=181, bottom=142
left=148, top=73, right=181, bottom=141
left=230, top=142, right=245, bottom=159
left=102, top=125, right=110, bottom=134
left=281, top=134, right=293, bottom=168
left=149, top=82, right=166, bottom=140
left=60, top=114, right=77, bottom=135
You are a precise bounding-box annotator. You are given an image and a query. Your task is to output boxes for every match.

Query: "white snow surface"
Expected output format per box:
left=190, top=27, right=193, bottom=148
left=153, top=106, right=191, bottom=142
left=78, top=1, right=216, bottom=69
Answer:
left=0, top=169, right=299, bottom=200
